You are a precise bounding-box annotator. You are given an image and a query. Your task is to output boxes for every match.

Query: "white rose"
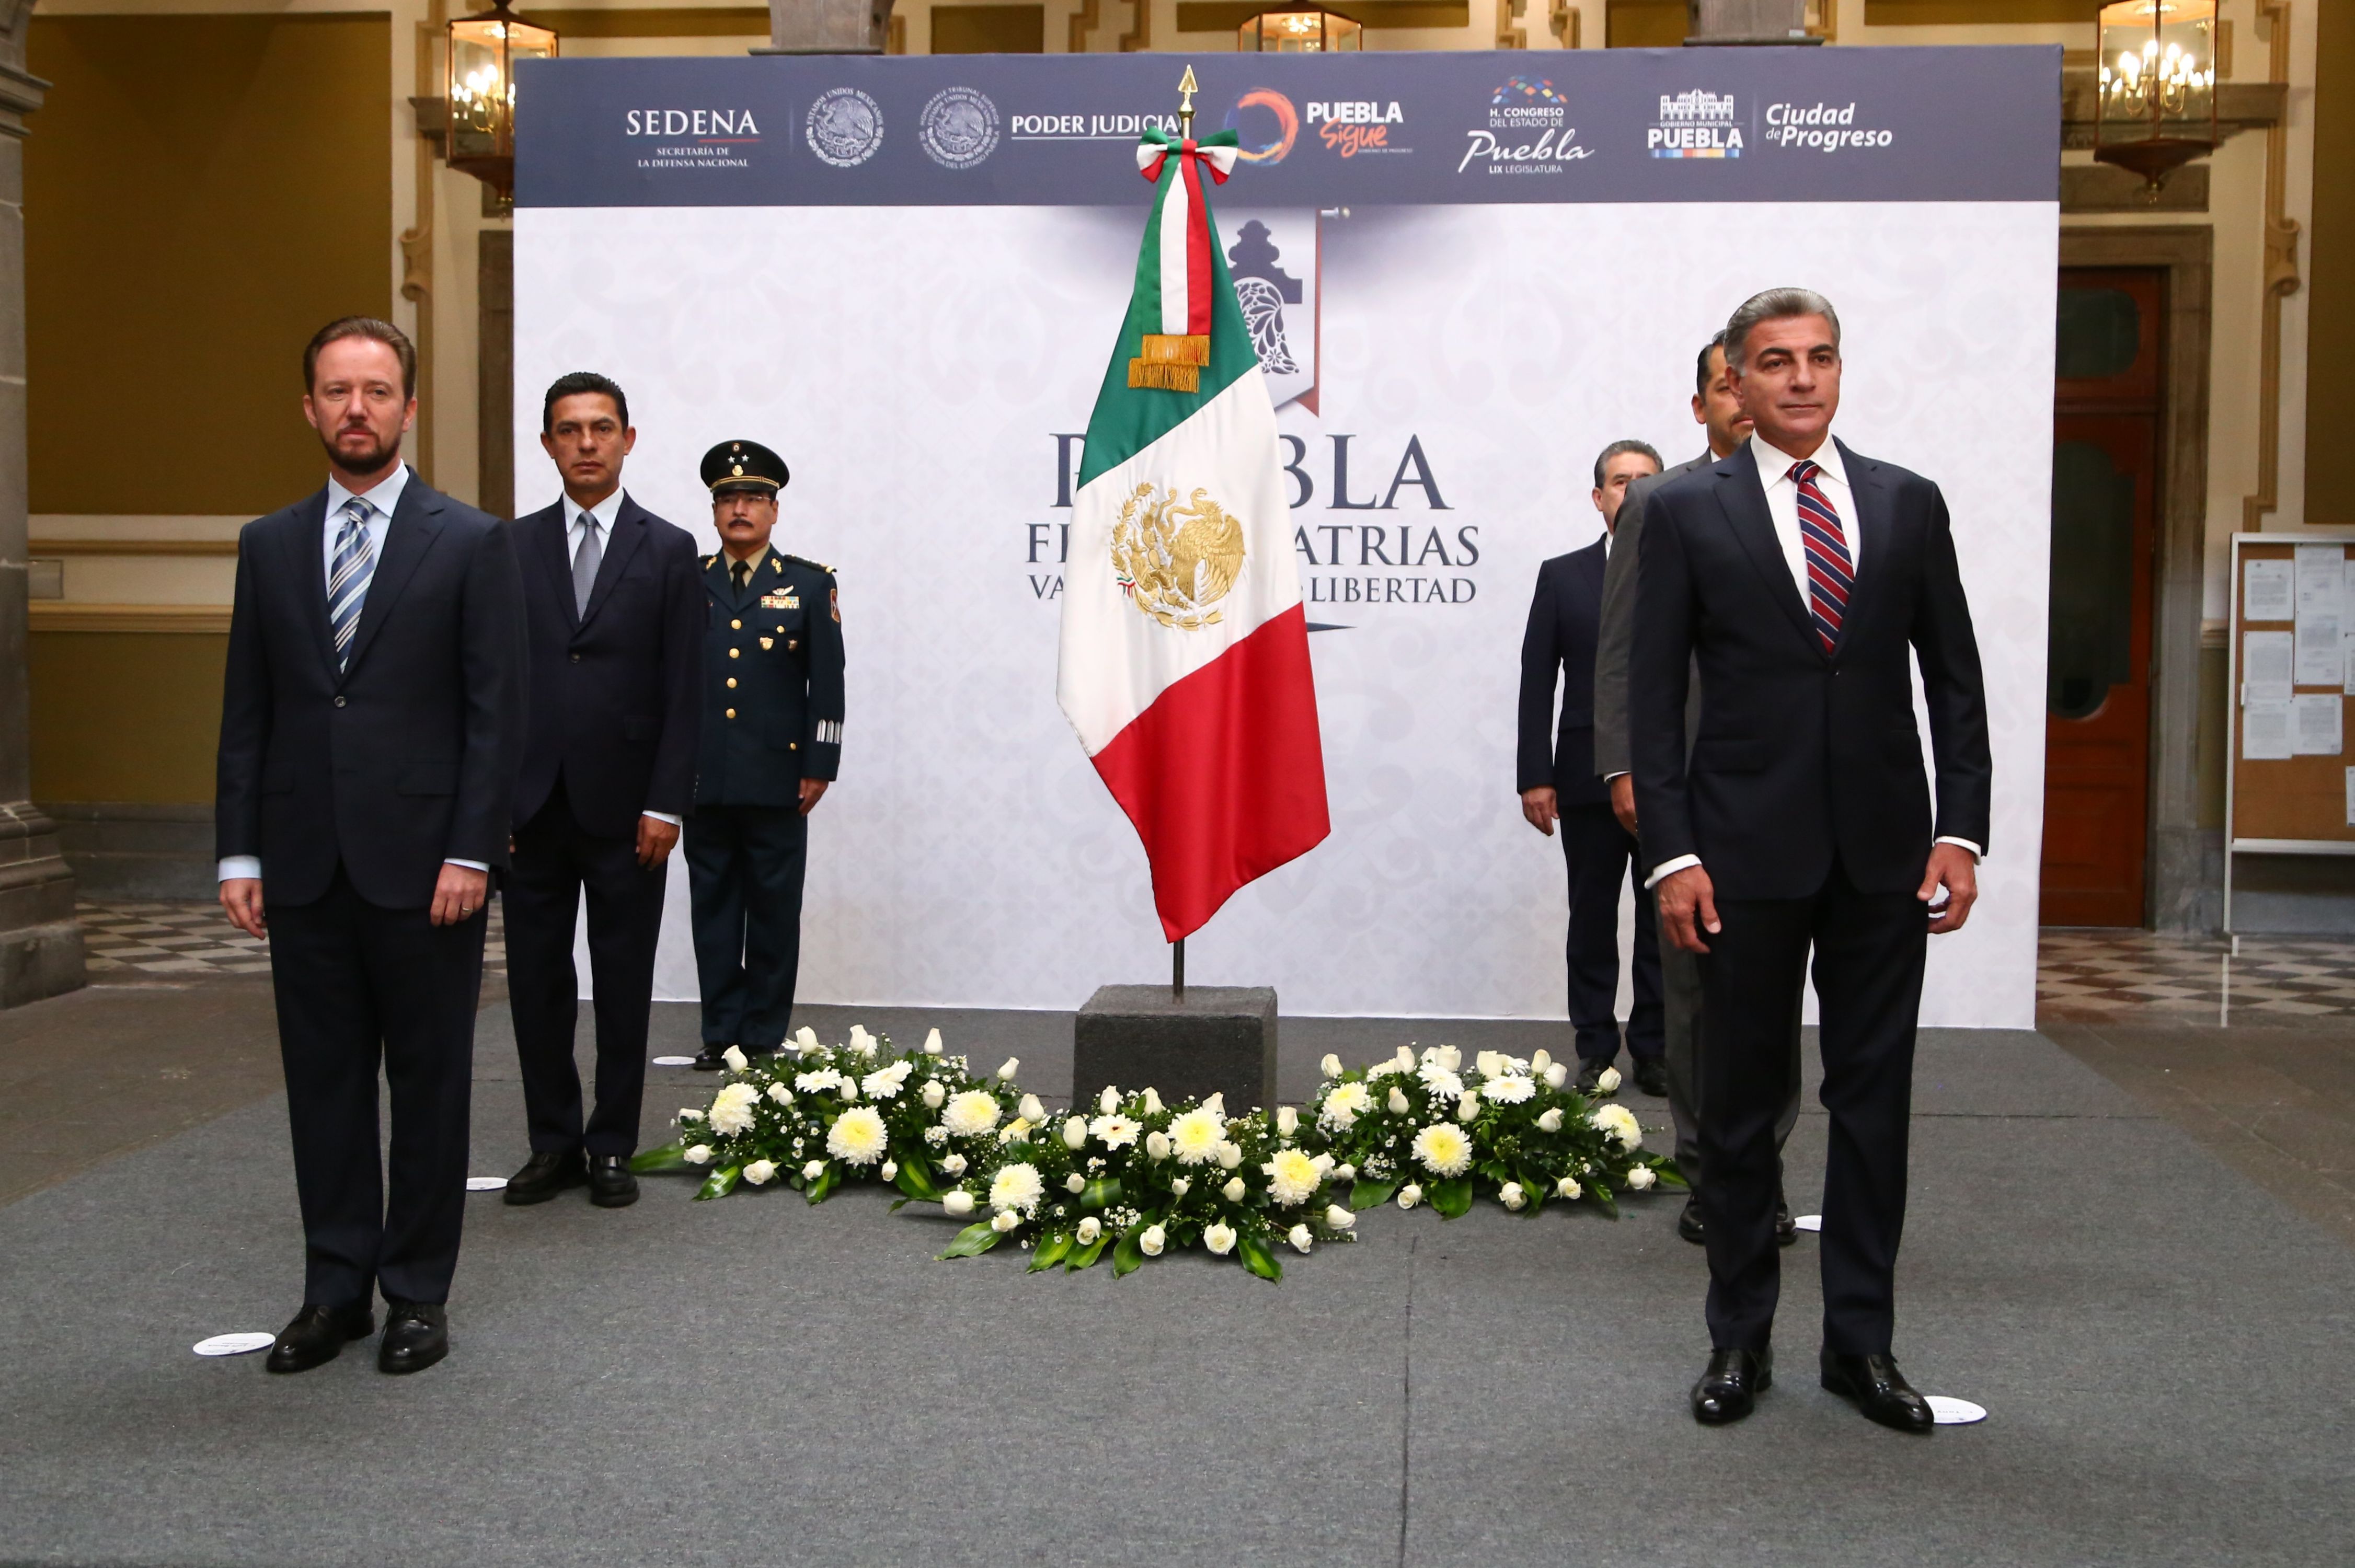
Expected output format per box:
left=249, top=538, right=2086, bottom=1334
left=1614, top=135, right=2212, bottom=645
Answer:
left=1557, top=1175, right=1582, bottom=1200
left=921, top=1081, right=946, bottom=1110
left=1627, top=1166, right=1657, bottom=1191
left=1203, top=1222, right=1237, bottom=1255
left=683, top=1144, right=714, bottom=1166
left=1500, top=1181, right=1527, bottom=1211
left=1146, top=1131, right=1172, bottom=1161
left=679, top=1107, right=704, bottom=1122
left=1543, top=1062, right=1568, bottom=1090
left=1394, top=1046, right=1416, bottom=1071
left=1170, top=1177, right=1191, bottom=1196
left=1320, top=1053, right=1345, bottom=1079
left=1397, top=1183, right=1423, bottom=1210
left=1141, top=1087, right=1164, bottom=1114
left=742, top=1159, right=776, bottom=1185
left=923, top=1027, right=944, bottom=1056
left=793, top=1025, right=820, bottom=1053
left=1325, top=1204, right=1356, bottom=1230
left=1598, top=1066, right=1622, bottom=1094
left=997, top=1057, right=1020, bottom=1080
left=1388, top=1086, right=1412, bottom=1115
left=1334, top=1163, right=1357, bottom=1183
left=1277, top=1105, right=1300, bottom=1138
left=943, top=1189, right=975, bottom=1216
left=1457, top=1090, right=1481, bottom=1123
left=1223, top=1177, right=1247, bottom=1203
left=767, top=1084, right=795, bottom=1106
left=722, top=1045, right=749, bottom=1073
left=1216, top=1142, right=1244, bottom=1171
left=1066, top=1172, right=1086, bottom=1194
left=881, top=1160, right=898, bottom=1182
left=1530, top=1048, right=1553, bottom=1073
left=1063, top=1116, right=1088, bottom=1150
left=1076, top=1216, right=1102, bottom=1244
left=941, top=1153, right=968, bottom=1177
left=1018, top=1093, right=1046, bottom=1124
left=990, top=1210, right=1018, bottom=1232
left=801, top=1159, right=825, bottom=1179
left=1288, top=1224, right=1313, bottom=1254
left=1139, top=1224, right=1167, bottom=1256
left=1537, top=1107, right=1564, bottom=1133
left=1099, top=1086, right=1121, bottom=1115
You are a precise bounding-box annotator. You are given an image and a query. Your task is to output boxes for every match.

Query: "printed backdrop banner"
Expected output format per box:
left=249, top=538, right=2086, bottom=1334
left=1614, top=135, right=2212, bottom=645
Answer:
left=516, top=49, right=2059, bottom=1027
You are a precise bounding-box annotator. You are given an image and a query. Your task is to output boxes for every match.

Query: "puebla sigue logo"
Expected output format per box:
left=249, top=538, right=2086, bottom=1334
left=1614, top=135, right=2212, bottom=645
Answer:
left=1224, top=88, right=1300, bottom=164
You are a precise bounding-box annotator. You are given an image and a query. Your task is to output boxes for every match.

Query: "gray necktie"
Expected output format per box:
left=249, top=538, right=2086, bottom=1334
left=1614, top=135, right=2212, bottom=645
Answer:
left=572, top=513, right=602, bottom=617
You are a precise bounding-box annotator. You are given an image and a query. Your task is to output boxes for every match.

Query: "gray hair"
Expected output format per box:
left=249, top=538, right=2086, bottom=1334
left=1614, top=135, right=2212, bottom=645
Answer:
left=1593, top=438, right=1662, bottom=489
left=1723, top=287, right=1841, bottom=374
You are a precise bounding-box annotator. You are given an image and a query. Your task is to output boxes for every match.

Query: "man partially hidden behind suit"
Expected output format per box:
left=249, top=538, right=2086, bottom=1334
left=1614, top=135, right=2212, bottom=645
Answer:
left=502, top=373, right=703, bottom=1209
left=1518, top=440, right=1666, bottom=1099
left=217, top=318, right=526, bottom=1376
left=1630, top=289, right=1991, bottom=1432
left=685, top=440, right=845, bottom=1069
left=1593, top=331, right=1801, bottom=1250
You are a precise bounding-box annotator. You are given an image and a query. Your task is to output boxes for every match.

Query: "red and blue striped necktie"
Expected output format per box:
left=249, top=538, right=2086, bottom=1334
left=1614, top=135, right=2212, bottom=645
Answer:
left=1790, top=457, right=1851, bottom=654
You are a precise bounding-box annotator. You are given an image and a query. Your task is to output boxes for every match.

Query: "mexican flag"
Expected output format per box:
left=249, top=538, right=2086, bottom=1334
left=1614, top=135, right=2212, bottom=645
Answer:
left=1056, top=126, right=1330, bottom=943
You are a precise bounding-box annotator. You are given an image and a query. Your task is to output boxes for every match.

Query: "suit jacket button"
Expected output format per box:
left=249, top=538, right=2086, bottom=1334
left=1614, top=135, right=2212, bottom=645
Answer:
left=726, top=677, right=737, bottom=689
left=333, top=695, right=347, bottom=708
left=731, top=619, right=741, bottom=629
left=728, top=647, right=740, bottom=659
left=726, top=708, right=737, bottom=719
left=789, top=742, right=798, bottom=750
left=569, top=653, right=581, bottom=663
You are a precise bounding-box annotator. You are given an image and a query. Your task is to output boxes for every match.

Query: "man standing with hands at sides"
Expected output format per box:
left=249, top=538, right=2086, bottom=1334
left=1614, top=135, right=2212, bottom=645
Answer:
left=501, top=374, right=703, bottom=1209
left=1629, top=289, right=1990, bottom=1432
left=1518, top=439, right=1667, bottom=1101
left=1593, top=329, right=1803, bottom=1251
left=216, top=318, right=525, bottom=1376
left=685, top=441, right=844, bottom=1071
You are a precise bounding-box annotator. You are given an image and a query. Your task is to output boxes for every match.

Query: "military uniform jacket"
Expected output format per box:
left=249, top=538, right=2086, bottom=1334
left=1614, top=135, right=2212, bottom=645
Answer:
left=697, top=545, right=844, bottom=806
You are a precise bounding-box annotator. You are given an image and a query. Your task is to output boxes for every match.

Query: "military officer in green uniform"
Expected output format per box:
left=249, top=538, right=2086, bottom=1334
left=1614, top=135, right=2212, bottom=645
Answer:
left=686, top=440, right=845, bottom=1070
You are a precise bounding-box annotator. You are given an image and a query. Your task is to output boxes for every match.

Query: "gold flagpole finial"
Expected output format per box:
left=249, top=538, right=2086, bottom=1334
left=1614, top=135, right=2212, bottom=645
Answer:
left=1178, top=64, right=1199, bottom=137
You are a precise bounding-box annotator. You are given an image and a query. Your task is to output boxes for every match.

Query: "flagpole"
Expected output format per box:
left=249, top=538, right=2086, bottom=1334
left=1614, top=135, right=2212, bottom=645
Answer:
left=1170, top=55, right=1198, bottom=1012
left=1173, top=937, right=1186, bottom=1003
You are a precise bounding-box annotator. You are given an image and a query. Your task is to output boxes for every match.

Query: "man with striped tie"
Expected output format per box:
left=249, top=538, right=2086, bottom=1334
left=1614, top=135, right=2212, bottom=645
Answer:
left=1628, top=289, right=1991, bottom=1433
left=216, top=317, right=526, bottom=1377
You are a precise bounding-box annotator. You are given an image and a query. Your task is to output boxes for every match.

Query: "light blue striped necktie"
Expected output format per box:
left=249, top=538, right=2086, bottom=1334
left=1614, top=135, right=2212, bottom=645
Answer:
left=328, top=497, right=377, bottom=671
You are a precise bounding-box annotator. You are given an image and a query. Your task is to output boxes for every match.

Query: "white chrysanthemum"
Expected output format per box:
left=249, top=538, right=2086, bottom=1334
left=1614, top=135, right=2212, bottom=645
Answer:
left=1076, top=1216, right=1102, bottom=1244
left=1325, top=1203, right=1356, bottom=1231
left=1168, top=1106, right=1226, bottom=1165
left=1388, top=1086, right=1412, bottom=1115
left=989, top=1161, right=1044, bottom=1217
left=1412, top=1123, right=1473, bottom=1178
left=1591, top=1103, right=1644, bottom=1152
left=1556, top=1175, right=1582, bottom=1200
left=683, top=1144, right=713, bottom=1166
left=997, top=1120, right=1031, bottom=1145
left=861, top=1060, right=913, bottom=1100
left=1418, top=1063, right=1465, bottom=1100
left=1203, top=1222, right=1237, bottom=1255
left=1500, top=1181, right=1526, bottom=1211
left=1397, top=1183, right=1423, bottom=1209
left=1319, top=1081, right=1372, bottom=1132
left=1089, top=1114, right=1141, bottom=1149
left=1288, top=1224, right=1313, bottom=1254
left=941, top=1090, right=1002, bottom=1137
left=940, top=1152, right=968, bottom=1177
left=1264, top=1148, right=1322, bottom=1207
left=1485, top=1075, right=1536, bottom=1105
left=1319, top=1053, right=1345, bottom=1079
left=1140, top=1224, right=1167, bottom=1256
left=795, top=1067, right=843, bottom=1094
left=707, top=1082, right=760, bottom=1137
left=826, top=1106, right=888, bottom=1166
left=742, top=1159, right=777, bottom=1186
left=943, top=1189, right=974, bottom=1216
left=1536, top=1107, right=1564, bottom=1133
left=722, top=1045, right=749, bottom=1073
left=1627, top=1166, right=1657, bottom=1191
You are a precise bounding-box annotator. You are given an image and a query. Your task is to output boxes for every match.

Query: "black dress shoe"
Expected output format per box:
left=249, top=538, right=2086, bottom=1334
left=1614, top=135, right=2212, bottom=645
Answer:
left=1677, top=1195, right=1707, bottom=1244
left=1575, top=1057, right=1616, bottom=1096
left=1776, top=1190, right=1798, bottom=1247
left=504, top=1148, right=587, bottom=1206
left=378, top=1301, right=449, bottom=1375
left=1692, top=1345, right=1772, bottom=1425
left=692, top=1043, right=732, bottom=1071
left=589, top=1154, right=640, bottom=1208
left=265, top=1302, right=374, bottom=1374
left=1633, top=1056, right=1670, bottom=1098
left=1820, top=1349, right=1934, bottom=1433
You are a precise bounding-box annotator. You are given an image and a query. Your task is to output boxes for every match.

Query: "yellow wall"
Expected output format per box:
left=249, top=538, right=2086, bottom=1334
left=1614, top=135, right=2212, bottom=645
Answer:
left=25, top=14, right=393, bottom=518
left=28, top=633, right=228, bottom=804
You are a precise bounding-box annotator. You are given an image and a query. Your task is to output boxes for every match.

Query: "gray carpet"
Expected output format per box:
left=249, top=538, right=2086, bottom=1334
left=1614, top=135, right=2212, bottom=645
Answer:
left=1, top=1005, right=2349, bottom=1567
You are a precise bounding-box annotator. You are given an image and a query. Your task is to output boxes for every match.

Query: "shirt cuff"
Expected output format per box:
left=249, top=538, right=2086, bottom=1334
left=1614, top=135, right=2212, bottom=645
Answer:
left=445, top=859, right=490, bottom=873
left=1603, top=771, right=1629, bottom=784
left=642, top=811, right=682, bottom=827
left=1934, top=836, right=1984, bottom=860
left=217, top=856, right=261, bottom=882
left=1644, top=853, right=1702, bottom=890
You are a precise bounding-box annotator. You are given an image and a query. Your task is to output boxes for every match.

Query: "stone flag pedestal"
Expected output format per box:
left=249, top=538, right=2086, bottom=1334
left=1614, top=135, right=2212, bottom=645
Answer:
left=1074, top=986, right=1278, bottom=1113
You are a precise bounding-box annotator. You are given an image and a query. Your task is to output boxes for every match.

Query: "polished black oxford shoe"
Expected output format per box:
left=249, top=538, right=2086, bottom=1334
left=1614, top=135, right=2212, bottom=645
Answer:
left=692, top=1043, right=733, bottom=1071
left=265, top=1302, right=375, bottom=1374
left=1575, top=1057, right=1617, bottom=1096
left=1776, top=1191, right=1798, bottom=1247
left=1634, top=1056, right=1670, bottom=1098
left=588, top=1154, right=639, bottom=1208
left=1820, top=1350, right=1934, bottom=1433
left=1678, top=1196, right=1706, bottom=1245
left=378, top=1301, right=449, bottom=1375
left=1692, top=1346, right=1772, bottom=1425
left=504, top=1148, right=587, bottom=1205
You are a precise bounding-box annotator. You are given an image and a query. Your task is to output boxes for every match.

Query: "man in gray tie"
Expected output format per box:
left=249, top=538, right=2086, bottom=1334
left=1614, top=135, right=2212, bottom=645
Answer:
left=501, top=372, right=704, bottom=1209
left=1591, top=329, right=1798, bottom=1248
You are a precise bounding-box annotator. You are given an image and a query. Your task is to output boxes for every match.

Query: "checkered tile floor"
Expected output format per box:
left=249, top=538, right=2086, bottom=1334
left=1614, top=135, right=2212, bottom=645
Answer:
left=2038, top=928, right=2355, bottom=1022
left=77, top=899, right=507, bottom=979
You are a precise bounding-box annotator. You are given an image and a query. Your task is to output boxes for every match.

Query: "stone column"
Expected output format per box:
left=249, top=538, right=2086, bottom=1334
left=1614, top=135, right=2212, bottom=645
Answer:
left=762, top=0, right=894, bottom=53
left=0, top=0, right=83, bottom=1008
left=1684, top=0, right=1814, bottom=45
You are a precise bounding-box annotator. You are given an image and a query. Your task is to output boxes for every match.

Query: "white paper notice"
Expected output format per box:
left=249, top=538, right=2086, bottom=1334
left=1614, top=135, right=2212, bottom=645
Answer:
left=2245, top=630, right=2294, bottom=704
left=2244, top=700, right=2294, bottom=760
left=2297, top=545, right=2345, bottom=615
left=2299, top=617, right=2345, bottom=685
left=2342, top=630, right=2355, bottom=696
left=2346, top=767, right=2355, bottom=827
left=2294, top=694, right=2344, bottom=756
left=2246, top=558, right=2294, bottom=621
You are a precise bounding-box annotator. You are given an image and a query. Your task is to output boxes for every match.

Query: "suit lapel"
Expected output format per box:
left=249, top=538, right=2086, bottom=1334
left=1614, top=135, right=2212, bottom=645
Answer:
left=532, top=504, right=579, bottom=631
left=291, top=489, right=339, bottom=676
left=340, top=472, right=445, bottom=681
left=1710, top=446, right=1820, bottom=655
left=578, top=500, right=646, bottom=629
left=1830, top=439, right=1888, bottom=659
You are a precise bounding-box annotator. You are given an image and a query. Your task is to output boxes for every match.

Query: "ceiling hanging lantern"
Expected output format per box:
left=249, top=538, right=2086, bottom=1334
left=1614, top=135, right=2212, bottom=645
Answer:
left=446, top=0, right=559, bottom=204
left=2093, top=0, right=2219, bottom=194
left=1237, top=9, right=1365, bottom=52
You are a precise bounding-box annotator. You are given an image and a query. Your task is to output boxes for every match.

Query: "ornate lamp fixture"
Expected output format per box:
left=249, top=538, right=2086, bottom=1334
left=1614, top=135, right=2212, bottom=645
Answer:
left=2094, top=0, right=2218, bottom=192
left=1237, top=9, right=1363, bottom=52
left=446, top=1, right=558, bottom=204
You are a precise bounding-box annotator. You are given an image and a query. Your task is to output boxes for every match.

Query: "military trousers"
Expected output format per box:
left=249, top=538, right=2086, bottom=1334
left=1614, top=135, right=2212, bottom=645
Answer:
left=684, top=803, right=807, bottom=1052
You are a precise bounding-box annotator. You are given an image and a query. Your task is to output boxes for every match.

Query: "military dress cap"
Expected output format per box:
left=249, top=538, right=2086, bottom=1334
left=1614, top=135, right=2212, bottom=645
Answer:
left=702, top=440, right=790, bottom=497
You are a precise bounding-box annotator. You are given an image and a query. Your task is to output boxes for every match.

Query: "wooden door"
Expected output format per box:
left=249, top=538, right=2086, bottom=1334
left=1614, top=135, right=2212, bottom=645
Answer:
left=2040, top=268, right=2164, bottom=926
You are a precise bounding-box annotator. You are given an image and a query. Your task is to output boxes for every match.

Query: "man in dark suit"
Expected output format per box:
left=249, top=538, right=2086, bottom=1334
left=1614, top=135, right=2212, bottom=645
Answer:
left=1632, top=290, right=1990, bottom=1433
left=217, top=317, right=526, bottom=1376
left=501, top=373, right=703, bottom=1209
left=1593, top=331, right=1801, bottom=1249
left=1519, top=440, right=1665, bottom=1098
left=685, top=440, right=845, bottom=1069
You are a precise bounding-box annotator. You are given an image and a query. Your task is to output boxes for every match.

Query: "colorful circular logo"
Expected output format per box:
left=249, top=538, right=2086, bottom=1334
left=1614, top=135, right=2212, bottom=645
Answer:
left=918, top=86, right=1000, bottom=170
left=805, top=87, right=883, bottom=168
left=1224, top=88, right=1299, bottom=165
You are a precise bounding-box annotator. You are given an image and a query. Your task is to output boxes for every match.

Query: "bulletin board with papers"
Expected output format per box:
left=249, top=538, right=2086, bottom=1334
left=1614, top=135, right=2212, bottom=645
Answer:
left=2226, top=529, right=2355, bottom=930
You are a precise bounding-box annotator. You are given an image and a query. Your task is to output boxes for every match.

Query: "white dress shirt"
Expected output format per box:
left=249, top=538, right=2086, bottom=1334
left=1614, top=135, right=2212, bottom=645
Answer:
left=1644, top=433, right=1979, bottom=889
left=565, top=489, right=682, bottom=830
left=219, top=466, right=490, bottom=883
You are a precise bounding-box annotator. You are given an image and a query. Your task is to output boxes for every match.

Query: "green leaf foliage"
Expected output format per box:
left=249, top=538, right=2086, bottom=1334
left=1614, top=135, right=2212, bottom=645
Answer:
left=629, top=1143, right=688, bottom=1174
left=939, top=1221, right=1002, bottom=1260
left=1079, top=1177, right=1122, bottom=1211
left=1349, top=1178, right=1397, bottom=1210
left=1237, top=1234, right=1284, bottom=1283
left=1430, top=1177, right=1474, bottom=1219
left=1029, top=1231, right=1074, bottom=1272
left=1111, top=1229, right=1145, bottom=1277
left=1067, top=1235, right=1110, bottom=1271
left=695, top=1166, right=740, bottom=1202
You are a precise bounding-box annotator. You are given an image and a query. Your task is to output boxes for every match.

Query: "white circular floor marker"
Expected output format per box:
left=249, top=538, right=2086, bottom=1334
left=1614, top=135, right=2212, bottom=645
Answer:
left=1793, top=1213, right=1823, bottom=1231
left=193, top=1332, right=275, bottom=1357
left=1925, top=1396, right=1987, bottom=1425
left=651, top=1055, right=697, bottom=1067
left=465, top=1175, right=508, bottom=1191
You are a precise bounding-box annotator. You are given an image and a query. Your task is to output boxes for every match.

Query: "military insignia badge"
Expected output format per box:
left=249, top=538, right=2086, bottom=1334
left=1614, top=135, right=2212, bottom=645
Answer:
left=760, top=592, right=799, bottom=610
left=830, top=586, right=841, bottom=623
left=1109, top=483, right=1246, bottom=630
left=760, top=637, right=775, bottom=650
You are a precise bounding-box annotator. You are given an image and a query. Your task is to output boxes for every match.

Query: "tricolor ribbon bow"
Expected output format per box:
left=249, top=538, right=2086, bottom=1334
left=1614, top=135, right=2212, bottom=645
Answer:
left=1127, top=128, right=1243, bottom=394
